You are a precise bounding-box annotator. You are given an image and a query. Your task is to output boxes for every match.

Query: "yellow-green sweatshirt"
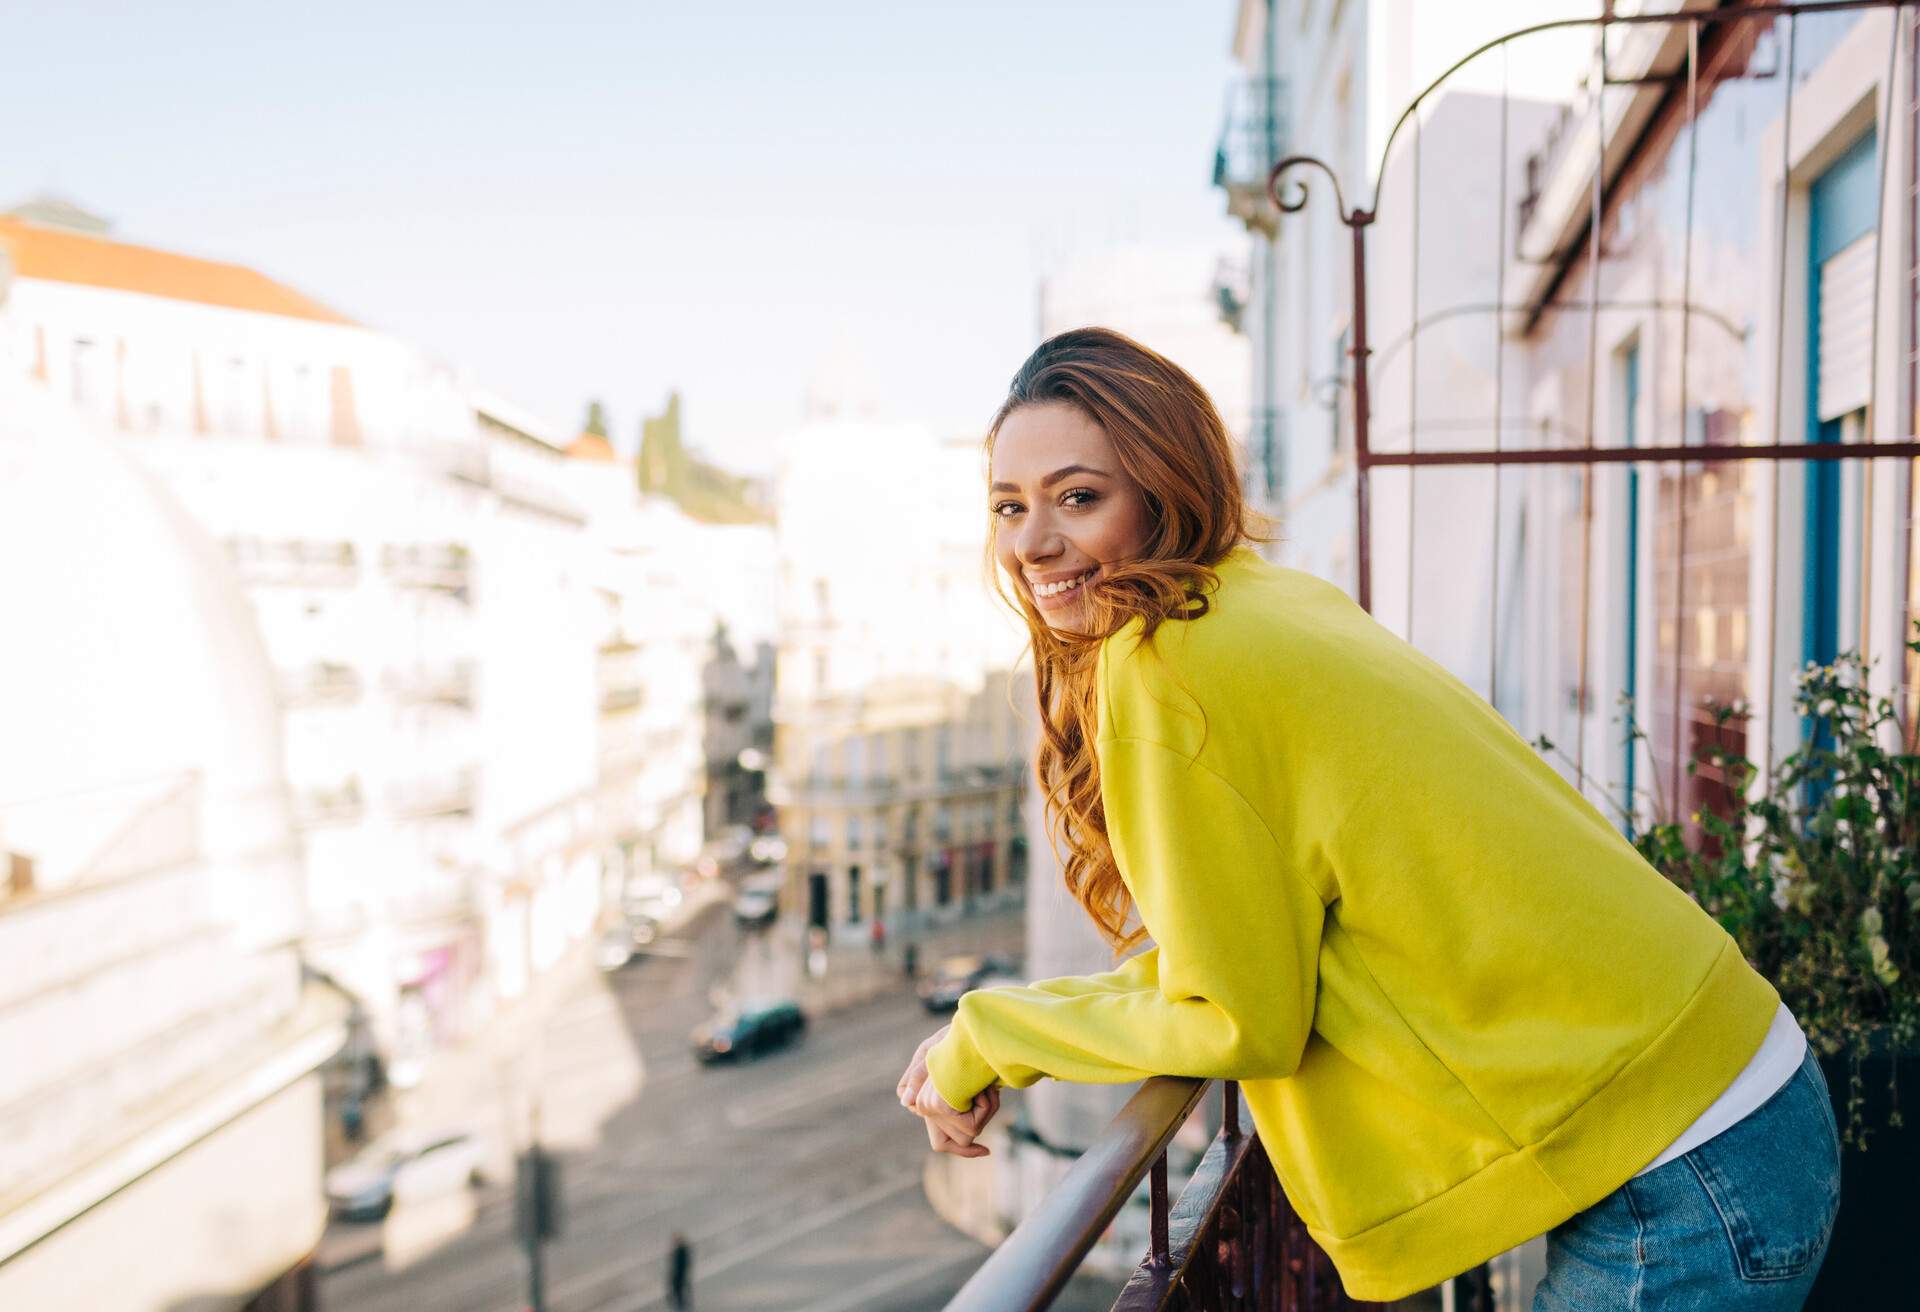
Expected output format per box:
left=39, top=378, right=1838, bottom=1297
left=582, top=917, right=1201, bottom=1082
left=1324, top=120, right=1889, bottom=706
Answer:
left=926, top=548, right=1778, bottom=1301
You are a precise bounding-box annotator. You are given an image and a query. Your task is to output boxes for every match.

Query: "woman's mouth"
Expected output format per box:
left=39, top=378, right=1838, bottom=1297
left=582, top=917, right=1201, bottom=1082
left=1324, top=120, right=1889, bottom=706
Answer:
left=1030, top=568, right=1096, bottom=607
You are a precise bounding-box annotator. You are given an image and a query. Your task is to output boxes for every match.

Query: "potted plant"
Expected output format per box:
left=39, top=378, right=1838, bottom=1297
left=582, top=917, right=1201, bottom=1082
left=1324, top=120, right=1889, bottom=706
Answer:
left=1541, top=636, right=1915, bottom=1307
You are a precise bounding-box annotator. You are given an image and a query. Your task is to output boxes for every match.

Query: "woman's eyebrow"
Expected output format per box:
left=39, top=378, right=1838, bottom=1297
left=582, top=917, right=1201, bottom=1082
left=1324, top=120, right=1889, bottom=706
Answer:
left=989, top=463, right=1112, bottom=494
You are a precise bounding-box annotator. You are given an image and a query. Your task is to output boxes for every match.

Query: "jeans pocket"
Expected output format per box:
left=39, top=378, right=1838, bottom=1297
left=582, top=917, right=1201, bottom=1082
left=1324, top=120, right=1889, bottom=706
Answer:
left=1684, top=1064, right=1838, bottom=1282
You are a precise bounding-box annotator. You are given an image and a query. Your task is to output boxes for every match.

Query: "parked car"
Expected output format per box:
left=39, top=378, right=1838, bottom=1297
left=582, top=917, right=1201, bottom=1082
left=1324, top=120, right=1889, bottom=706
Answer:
left=324, top=1126, right=488, bottom=1221
left=623, top=875, right=683, bottom=921
left=917, top=954, right=1024, bottom=1013
left=691, top=1000, right=806, bottom=1063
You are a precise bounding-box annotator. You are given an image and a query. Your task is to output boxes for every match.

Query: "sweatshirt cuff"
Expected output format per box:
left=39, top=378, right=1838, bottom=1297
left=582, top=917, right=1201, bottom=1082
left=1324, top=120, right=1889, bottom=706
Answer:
left=926, top=1013, right=997, bottom=1112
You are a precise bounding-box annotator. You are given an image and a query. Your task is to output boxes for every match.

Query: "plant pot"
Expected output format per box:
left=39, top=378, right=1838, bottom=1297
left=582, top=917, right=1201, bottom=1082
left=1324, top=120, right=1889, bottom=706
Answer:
left=1805, top=1046, right=1918, bottom=1309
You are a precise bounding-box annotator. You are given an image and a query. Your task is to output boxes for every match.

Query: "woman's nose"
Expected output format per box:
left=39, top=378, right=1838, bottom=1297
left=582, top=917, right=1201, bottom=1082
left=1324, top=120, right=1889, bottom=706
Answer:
left=1015, top=515, right=1062, bottom=565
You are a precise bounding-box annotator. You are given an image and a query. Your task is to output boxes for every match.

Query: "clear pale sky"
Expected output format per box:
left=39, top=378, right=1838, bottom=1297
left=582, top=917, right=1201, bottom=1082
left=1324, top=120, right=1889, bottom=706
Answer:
left=2, top=2, right=1246, bottom=472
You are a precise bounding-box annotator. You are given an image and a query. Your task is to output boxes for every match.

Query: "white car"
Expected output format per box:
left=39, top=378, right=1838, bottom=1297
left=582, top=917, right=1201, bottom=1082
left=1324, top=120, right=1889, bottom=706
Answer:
left=325, top=1127, right=489, bottom=1222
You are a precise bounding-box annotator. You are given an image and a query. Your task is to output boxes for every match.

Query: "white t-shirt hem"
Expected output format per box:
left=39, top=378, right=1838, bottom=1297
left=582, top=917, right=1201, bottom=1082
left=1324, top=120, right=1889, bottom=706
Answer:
left=1634, top=1001, right=1806, bottom=1178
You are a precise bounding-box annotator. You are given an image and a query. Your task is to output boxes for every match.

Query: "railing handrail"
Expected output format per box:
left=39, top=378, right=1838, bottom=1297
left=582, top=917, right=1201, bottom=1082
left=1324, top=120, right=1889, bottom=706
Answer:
left=943, top=1075, right=1209, bottom=1312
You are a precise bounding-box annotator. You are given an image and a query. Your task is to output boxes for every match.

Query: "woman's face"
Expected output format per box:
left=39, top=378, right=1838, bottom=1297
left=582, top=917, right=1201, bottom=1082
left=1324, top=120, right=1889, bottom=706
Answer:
left=989, top=402, right=1153, bottom=635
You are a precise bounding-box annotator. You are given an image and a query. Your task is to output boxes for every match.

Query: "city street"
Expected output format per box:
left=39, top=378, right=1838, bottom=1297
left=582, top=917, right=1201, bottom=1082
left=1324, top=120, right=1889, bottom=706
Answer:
left=319, top=899, right=1116, bottom=1312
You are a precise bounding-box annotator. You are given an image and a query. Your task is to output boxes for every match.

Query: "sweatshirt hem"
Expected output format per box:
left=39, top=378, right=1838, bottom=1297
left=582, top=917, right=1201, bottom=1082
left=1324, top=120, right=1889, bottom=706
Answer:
left=1310, top=940, right=1778, bottom=1302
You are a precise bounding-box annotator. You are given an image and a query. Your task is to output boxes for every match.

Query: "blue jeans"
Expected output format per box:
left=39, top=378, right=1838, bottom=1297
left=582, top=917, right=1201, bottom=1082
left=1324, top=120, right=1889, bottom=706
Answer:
left=1532, top=1047, right=1842, bottom=1310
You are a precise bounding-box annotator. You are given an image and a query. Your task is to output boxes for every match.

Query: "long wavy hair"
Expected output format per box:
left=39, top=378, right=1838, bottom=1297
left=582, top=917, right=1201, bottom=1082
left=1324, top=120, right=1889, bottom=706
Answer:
left=987, top=328, right=1265, bottom=951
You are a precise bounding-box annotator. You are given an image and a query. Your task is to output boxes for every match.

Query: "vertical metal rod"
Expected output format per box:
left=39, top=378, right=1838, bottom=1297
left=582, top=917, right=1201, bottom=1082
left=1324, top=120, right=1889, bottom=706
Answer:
left=1225, top=1079, right=1241, bottom=1137
left=1150, top=1149, right=1170, bottom=1267
left=1672, top=19, right=1702, bottom=824
left=1408, top=113, right=1423, bottom=644
left=1907, top=6, right=1920, bottom=750
left=1354, top=215, right=1375, bottom=614
left=1576, top=24, right=1607, bottom=791
left=1765, top=13, right=1799, bottom=787
left=1492, top=42, right=1512, bottom=711
left=1864, top=9, right=1902, bottom=664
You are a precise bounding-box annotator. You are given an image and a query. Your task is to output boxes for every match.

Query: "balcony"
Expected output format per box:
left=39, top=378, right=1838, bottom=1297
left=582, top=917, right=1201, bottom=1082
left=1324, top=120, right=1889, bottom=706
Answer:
left=277, top=661, right=362, bottom=707
left=293, top=777, right=364, bottom=827
left=226, top=536, right=358, bottom=588
left=388, top=768, right=477, bottom=820
left=381, top=541, right=472, bottom=598
left=947, top=1079, right=1489, bottom=1310
left=387, top=661, right=476, bottom=709
left=1212, top=77, right=1288, bottom=238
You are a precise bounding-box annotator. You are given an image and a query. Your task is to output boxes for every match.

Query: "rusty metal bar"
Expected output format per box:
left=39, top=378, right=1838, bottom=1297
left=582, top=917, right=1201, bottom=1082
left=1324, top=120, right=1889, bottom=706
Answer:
left=1408, top=111, right=1423, bottom=644
left=1863, top=10, right=1903, bottom=663
left=1112, top=1127, right=1261, bottom=1311
left=944, top=1076, right=1208, bottom=1312
left=1669, top=18, right=1702, bottom=827
left=1492, top=42, right=1512, bottom=711
left=1365, top=438, right=1920, bottom=467
left=1352, top=215, right=1376, bottom=615
left=1150, top=1151, right=1171, bottom=1268
left=1908, top=5, right=1920, bottom=750
left=1761, top=14, right=1800, bottom=788
left=1576, top=30, right=1608, bottom=787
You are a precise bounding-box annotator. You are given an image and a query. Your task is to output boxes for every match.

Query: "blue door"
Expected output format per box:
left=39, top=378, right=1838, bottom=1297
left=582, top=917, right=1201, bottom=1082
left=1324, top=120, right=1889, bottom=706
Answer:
left=1803, top=131, right=1877, bottom=770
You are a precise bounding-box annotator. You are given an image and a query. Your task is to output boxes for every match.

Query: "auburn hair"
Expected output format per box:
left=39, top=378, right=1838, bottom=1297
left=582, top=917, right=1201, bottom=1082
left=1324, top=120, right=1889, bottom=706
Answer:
left=986, top=327, right=1265, bottom=952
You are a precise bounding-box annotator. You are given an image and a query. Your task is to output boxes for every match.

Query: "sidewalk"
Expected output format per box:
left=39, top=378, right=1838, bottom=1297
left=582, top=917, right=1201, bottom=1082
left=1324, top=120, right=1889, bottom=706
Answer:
left=316, top=879, right=731, bottom=1274
left=789, top=895, right=1027, bottom=1016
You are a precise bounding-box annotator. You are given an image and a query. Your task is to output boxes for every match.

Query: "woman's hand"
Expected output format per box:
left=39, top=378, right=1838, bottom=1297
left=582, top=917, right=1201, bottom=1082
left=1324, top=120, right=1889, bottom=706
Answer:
left=912, top=1076, right=1001, bottom=1158
left=897, top=1025, right=950, bottom=1110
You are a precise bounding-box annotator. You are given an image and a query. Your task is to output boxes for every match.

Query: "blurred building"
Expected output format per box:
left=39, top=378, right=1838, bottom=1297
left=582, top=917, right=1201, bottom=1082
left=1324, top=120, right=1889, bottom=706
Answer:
left=701, top=622, right=776, bottom=838
left=1214, top=0, right=1592, bottom=589
left=0, top=374, right=342, bottom=1309
left=767, top=418, right=1028, bottom=937
left=0, top=206, right=701, bottom=1096
left=1201, top=4, right=1918, bottom=1306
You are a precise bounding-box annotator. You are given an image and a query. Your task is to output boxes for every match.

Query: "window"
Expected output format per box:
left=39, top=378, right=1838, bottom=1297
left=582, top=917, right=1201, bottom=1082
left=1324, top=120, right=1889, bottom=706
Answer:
left=847, top=866, right=862, bottom=922
left=847, top=816, right=864, bottom=849
left=223, top=356, right=252, bottom=434
left=809, top=813, right=831, bottom=849
left=70, top=337, right=106, bottom=416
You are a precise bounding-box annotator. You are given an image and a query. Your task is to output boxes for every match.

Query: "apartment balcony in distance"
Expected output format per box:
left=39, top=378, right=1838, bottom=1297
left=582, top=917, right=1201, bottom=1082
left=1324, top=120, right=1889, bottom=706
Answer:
left=388, top=661, right=477, bottom=709
left=293, top=777, right=364, bottom=828
left=1212, top=76, right=1289, bottom=238
left=226, top=535, right=359, bottom=588
left=277, top=661, right=362, bottom=707
left=388, top=768, right=478, bottom=820
left=381, top=541, right=472, bottom=600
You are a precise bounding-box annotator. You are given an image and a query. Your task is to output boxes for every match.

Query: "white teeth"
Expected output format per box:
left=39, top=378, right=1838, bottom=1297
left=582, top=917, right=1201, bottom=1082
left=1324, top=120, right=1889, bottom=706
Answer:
left=1034, top=569, right=1094, bottom=599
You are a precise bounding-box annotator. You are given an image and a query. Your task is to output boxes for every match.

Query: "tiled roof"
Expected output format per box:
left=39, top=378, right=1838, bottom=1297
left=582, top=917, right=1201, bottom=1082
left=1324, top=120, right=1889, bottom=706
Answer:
left=0, top=217, right=354, bottom=325
left=565, top=432, right=618, bottom=462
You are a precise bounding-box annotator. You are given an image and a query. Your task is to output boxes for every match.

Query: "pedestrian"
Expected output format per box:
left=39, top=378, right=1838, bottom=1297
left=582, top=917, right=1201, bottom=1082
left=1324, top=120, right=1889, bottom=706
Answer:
left=667, top=1232, right=692, bottom=1310
left=902, top=941, right=919, bottom=981
left=805, top=924, right=828, bottom=979
left=897, top=329, right=1841, bottom=1308
left=869, top=916, right=886, bottom=956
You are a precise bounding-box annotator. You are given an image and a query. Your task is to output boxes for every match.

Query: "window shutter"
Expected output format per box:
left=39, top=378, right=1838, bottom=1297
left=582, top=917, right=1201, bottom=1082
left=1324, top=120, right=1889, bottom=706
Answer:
left=1817, top=232, right=1875, bottom=422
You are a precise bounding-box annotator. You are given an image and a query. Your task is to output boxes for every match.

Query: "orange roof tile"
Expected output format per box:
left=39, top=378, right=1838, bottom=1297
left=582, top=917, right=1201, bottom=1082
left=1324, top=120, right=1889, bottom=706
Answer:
left=565, top=432, right=618, bottom=462
left=0, top=217, right=354, bottom=325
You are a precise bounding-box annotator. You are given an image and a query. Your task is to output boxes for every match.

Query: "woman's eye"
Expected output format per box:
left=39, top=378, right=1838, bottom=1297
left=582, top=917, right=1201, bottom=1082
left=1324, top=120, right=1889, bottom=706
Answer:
left=991, top=501, right=1024, bottom=518
left=1061, top=489, right=1097, bottom=508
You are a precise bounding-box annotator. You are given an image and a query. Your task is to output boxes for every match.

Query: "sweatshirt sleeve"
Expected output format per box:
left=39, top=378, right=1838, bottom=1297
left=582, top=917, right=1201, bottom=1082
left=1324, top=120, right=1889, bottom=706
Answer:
left=924, top=737, right=1327, bottom=1111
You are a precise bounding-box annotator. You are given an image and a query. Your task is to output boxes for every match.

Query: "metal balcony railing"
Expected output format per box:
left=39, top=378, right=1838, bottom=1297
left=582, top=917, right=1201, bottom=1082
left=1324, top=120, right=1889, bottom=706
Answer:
left=947, top=1078, right=1491, bottom=1311
left=1213, top=77, right=1289, bottom=238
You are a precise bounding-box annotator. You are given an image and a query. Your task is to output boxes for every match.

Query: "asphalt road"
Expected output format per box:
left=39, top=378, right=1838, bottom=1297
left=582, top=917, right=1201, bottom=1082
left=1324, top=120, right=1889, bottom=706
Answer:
left=319, top=905, right=1122, bottom=1312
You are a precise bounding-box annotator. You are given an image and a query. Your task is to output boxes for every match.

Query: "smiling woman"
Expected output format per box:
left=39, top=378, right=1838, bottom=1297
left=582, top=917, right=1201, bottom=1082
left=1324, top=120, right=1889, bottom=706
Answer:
left=893, top=327, right=1843, bottom=1306
left=979, top=328, right=1265, bottom=949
